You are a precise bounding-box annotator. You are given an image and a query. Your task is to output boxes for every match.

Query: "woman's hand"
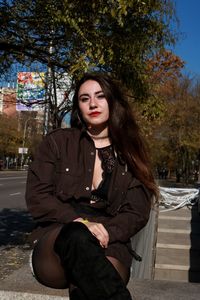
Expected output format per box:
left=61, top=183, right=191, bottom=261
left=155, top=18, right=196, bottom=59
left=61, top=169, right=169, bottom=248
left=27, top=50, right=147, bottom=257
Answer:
left=73, top=218, right=109, bottom=248
left=85, top=221, right=109, bottom=248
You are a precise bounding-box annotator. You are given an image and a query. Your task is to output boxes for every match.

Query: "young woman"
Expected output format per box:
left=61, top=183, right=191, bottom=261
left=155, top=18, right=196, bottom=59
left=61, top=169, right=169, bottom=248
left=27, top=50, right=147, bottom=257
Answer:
left=26, top=73, right=158, bottom=300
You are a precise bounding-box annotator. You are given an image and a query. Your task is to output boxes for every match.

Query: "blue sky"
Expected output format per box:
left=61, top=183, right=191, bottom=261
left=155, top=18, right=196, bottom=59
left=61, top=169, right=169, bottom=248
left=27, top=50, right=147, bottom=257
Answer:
left=172, top=0, right=200, bottom=77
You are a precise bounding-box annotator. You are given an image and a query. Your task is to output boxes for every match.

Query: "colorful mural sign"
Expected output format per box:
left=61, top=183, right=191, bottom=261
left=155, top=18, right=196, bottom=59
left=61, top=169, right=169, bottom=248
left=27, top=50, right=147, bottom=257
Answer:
left=16, top=72, right=46, bottom=111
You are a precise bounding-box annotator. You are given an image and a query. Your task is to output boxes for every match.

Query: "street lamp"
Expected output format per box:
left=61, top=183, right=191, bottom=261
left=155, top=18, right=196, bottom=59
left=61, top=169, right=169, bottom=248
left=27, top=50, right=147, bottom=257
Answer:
left=20, top=117, right=35, bottom=169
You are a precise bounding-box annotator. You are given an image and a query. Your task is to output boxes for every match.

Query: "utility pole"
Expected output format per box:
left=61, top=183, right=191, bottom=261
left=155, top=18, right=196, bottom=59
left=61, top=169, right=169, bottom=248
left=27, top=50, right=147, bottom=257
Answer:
left=20, top=118, right=30, bottom=169
left=43, top=35, right=54, bottom=135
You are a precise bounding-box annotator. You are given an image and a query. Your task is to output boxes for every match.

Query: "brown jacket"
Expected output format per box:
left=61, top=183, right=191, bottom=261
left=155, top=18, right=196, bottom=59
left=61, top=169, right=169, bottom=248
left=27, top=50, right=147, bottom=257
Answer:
left=26, top=128, right=152, bottom=246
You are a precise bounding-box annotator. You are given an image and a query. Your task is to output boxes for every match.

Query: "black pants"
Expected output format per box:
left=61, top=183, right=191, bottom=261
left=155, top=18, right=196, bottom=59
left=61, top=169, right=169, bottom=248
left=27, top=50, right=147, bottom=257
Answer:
left=54, top=222, right=132, bottom=300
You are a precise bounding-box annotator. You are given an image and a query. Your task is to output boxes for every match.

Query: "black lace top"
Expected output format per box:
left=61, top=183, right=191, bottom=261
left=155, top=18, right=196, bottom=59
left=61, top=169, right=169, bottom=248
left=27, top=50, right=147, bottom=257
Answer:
left=90, top=145, right=115, bottom=207
left=97, top=145, right=115, bottom=174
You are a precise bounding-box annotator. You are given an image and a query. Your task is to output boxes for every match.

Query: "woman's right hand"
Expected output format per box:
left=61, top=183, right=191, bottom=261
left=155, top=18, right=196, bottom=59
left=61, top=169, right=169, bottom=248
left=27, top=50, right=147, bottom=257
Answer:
left=73, top=218, right=109, bottom=248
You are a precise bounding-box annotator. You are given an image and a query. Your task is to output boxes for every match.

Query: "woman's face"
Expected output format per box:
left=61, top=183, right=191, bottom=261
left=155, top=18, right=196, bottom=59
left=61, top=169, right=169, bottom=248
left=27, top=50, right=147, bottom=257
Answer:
left=78, top=80, right=109, bottom=129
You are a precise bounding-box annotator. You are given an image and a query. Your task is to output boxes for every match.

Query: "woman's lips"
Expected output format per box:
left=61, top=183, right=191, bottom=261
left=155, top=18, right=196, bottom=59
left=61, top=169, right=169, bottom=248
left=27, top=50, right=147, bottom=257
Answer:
left=89, top=112, right=101, bottom=117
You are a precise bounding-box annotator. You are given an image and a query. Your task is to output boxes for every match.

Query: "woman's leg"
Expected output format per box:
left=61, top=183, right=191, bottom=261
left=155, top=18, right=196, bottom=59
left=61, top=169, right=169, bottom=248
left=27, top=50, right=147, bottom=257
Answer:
left=54, top=222, right=132, bottom=300
left=32, top=225, right=69, bottom=289
left=69, top=256, right=130, bottom=299
left=106, top=256, right=130, bottom=285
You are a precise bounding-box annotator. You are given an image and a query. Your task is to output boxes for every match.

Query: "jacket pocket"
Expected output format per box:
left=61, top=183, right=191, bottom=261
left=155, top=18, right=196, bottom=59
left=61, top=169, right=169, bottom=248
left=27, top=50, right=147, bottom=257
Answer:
left=55, top=167, right=81, bottom=199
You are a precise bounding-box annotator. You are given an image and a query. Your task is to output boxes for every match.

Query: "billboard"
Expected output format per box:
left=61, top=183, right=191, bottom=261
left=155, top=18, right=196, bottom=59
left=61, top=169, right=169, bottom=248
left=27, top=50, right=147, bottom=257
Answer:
left=16, top=72, right=46, bottom=111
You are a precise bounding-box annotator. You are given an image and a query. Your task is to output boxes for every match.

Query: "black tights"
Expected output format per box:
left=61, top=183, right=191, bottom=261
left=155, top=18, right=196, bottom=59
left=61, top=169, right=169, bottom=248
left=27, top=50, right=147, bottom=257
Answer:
left=32, top=223, right=131, bottom=299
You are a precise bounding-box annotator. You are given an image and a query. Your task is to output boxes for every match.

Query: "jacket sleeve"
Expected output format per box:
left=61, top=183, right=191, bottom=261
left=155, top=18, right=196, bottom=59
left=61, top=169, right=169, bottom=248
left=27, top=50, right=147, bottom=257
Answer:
left=103, top=184, right=152, bottom=243
left=25, top=134, right=79, bottom=224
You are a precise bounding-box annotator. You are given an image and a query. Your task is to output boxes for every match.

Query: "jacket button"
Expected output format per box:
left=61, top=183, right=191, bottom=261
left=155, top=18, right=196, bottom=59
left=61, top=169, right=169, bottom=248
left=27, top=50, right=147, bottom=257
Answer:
left=66, top=168, right=69, bottom=172
left=122, top=172, right=125, bottom=175
left=90, top=151, right=95, bottom=156
left=85, top=186, right=90, bottom=191
left=88, top=168, right=92, bottom=172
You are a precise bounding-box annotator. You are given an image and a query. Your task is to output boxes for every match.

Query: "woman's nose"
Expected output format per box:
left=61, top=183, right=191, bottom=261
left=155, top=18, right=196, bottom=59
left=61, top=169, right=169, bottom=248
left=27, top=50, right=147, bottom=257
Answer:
left=89, top=97, right=97, bottom=108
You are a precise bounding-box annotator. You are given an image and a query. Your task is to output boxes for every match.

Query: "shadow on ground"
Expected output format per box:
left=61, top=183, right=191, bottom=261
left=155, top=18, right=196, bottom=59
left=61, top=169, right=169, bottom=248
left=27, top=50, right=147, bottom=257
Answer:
left=0, top=208, right=34, bottom=246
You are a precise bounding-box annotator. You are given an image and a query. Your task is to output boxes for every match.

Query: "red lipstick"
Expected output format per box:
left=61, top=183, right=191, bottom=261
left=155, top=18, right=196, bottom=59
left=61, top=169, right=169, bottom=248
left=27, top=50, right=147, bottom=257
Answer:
left=89, top=112, right=101, bottom=117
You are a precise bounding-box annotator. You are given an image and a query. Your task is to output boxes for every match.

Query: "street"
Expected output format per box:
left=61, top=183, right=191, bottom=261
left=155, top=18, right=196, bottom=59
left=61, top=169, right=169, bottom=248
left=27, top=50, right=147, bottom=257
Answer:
left=0, top=171, right=27, bottom=210
left=0, top=170, right=33, bottom=247
left=0, top=171, right=33, bottom=280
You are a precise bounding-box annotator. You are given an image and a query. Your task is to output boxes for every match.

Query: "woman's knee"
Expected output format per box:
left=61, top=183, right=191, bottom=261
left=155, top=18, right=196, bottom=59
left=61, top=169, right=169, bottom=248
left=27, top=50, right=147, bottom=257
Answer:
left=56, top=222, right=92, bottom=242
left=54, top=222, right=95, bottom=256
left=32, top=226, right=68, bottom=289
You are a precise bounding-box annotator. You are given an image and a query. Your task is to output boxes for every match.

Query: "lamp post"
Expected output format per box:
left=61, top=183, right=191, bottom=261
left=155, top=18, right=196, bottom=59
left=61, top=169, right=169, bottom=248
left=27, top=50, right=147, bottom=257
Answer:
left=20, top=118, right=31, bottom=169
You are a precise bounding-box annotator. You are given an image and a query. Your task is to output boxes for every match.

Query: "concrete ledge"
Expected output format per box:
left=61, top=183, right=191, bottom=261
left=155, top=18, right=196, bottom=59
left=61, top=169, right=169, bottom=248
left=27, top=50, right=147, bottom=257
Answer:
left=0, top=291, right=68, bottom=300
left=1, top=264, right=200, bottom=299
left=128, top=279, right=200, bottom=300
left=0, top=265, right=67, bottom=297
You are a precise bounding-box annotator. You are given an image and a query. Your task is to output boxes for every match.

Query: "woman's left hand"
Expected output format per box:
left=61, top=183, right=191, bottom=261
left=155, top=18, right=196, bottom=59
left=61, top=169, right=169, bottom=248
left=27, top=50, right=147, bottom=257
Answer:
left=73, top=218, right=109, bottom=248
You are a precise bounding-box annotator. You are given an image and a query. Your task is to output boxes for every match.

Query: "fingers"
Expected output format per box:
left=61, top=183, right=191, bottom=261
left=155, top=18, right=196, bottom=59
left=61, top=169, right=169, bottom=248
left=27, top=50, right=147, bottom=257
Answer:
left=86, top=222, right=109, bottom=248
left=73, top=219, right=109, bottom=248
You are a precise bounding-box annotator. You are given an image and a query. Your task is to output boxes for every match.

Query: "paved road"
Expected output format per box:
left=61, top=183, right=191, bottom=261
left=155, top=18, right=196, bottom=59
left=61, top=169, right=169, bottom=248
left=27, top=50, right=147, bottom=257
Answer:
left=0, top=171, right=27, bottom=210
left=0, top=171, right=33, bottom=280
left=0, top=171, right=34, bottom=247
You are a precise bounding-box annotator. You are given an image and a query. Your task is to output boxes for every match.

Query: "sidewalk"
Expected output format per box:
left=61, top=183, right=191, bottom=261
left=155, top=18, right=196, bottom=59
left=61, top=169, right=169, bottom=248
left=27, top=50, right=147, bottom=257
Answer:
left=0, top=262, right=200, bottom=299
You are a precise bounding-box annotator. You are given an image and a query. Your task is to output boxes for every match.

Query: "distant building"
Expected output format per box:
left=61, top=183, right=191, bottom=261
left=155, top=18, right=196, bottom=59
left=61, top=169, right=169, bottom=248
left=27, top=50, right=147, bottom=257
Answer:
left=0, top=87, right=17, bottom=116
left=0, top=87, right=44, bottom=136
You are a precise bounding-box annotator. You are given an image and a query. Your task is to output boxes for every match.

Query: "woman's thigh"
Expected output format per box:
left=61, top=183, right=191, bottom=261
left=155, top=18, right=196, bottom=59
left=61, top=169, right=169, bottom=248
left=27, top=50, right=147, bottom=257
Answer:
left=32, top=225, right=69, bottom=289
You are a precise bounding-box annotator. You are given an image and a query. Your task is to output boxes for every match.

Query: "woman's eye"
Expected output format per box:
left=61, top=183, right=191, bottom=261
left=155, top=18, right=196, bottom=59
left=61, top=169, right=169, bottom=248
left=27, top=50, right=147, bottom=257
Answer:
left=80, top=97, right=89, bottom=102
left=97, top=94, right=105, bottom=99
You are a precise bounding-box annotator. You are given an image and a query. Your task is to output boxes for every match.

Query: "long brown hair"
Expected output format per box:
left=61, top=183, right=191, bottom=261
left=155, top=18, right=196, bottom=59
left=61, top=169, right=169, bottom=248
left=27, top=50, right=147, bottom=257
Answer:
left=71, top=73, right=158, bottom=199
